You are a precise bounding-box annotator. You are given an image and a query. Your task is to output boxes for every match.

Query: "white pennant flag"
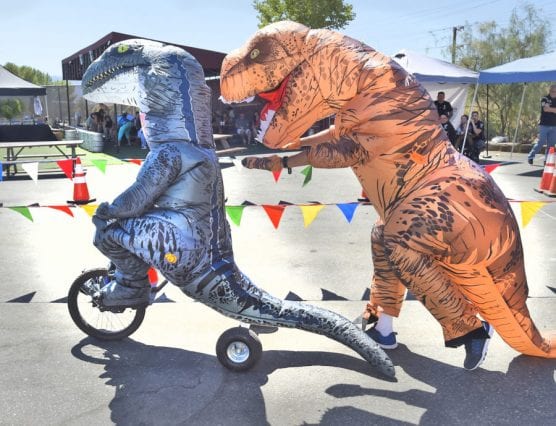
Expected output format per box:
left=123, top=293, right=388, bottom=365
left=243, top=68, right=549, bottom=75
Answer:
left=22, top=162, right=39, bottom=184
left=231, top=157, right=243, bottom=172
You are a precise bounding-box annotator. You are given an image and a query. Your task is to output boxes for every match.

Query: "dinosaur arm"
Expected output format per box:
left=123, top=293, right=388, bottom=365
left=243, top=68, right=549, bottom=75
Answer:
left=105, top=145, right=182, bottom=218
left=302, top=128, right=365, bottom=168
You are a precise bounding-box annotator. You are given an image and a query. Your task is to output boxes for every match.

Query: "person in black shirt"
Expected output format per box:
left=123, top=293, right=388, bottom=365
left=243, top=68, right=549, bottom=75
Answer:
left=440, top=114, right=457, bottom=147
left=527, top=84, right=556, bottom=165
left=464, top=111, right=485, bottom=163
left=434, top=91, right=453, bottom=119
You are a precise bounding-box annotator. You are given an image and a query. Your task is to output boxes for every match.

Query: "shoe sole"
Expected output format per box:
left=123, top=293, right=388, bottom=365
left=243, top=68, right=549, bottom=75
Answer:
left=377, top=342, right=398, bottom=350
left=465, top=323, right=494, bottom=371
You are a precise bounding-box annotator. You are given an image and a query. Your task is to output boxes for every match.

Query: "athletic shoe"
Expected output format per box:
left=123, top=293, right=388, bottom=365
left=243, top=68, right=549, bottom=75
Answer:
left=366, top=326, right=398, bottom=349
left=98, top=280, right=150, bottom=308
left=528, top=158, right=533, bottom=165
left=463, top=321, right=494, bottom=370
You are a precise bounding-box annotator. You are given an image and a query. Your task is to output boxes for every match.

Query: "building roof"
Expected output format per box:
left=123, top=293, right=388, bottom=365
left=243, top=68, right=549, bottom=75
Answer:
left=0, top=65, right=46, bottom=96
left=61, top=31, right=226, bottom=81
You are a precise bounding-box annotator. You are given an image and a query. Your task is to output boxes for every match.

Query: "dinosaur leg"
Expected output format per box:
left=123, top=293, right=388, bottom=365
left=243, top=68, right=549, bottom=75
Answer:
left=384, top=241, right=485, bottom=346
left=365, top=220, right=407, bottom=322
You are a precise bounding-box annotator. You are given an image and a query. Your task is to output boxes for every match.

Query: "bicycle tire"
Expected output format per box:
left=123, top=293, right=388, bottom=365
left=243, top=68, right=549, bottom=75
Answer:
left=67, top=268, right=146, bottom=341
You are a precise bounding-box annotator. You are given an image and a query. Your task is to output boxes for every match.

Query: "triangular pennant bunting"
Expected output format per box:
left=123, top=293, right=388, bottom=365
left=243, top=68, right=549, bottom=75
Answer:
left=0, top=161, right=3, bottom=181
left=56, top=159, right=74, bottom=180
left=336, top=203, right=359, bottom=223
left=47, top=205, right=74, bottom=217
left=7, top=291, right=36, bottom=303
left=80, top=204, right=98, bottom=217
left=9, top=206, right=33, bottom=221
left=483, top=163, right=501, bottom=174
left=301, top=165, right=313, bottom=187
left=127, top=159, right=142, bottom=166
left=521, top=201, right=545, bottom=228
left=262, top=204, right=286, bottom=229
left=21, top=162, right=39, bottom=183
left=299, top=204, right=325, bottom=227
left=225, top=205, right=245, bottom=226
left=91, top=159, right=107, bottom=174
left=272, top=169, right=282, bottom=182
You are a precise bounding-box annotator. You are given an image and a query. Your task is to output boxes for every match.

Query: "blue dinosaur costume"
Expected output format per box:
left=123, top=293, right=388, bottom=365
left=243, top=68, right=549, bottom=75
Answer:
left=81, top=39, right=394, bottom=377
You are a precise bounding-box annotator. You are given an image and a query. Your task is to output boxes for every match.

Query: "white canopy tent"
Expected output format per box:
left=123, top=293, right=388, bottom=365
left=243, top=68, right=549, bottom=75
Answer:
left=393, top=50, right=478, bottom=124
left=462, top=51, right=556, bottom=156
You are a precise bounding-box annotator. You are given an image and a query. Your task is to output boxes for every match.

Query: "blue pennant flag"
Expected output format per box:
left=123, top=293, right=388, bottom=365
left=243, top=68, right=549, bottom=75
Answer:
left=336, top=203, right=358, bottom=223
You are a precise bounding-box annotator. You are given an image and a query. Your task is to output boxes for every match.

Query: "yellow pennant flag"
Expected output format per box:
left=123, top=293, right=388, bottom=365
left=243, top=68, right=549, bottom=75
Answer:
left=521, top=201, right=546, bottom=228
left=80, top=204, right=99, bottom=217
left=299, top=204, right=325, bottom=228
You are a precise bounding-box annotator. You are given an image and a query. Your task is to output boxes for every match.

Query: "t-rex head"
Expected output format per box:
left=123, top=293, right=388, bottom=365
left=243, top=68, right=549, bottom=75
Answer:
left=220, top=21, right=351, bottom=149
left=82, top=39, right=214, bottom=147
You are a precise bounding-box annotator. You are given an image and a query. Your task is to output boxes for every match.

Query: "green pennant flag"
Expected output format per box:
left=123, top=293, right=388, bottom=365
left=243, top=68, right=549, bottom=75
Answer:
left=301, top=165, right=313, bottom=187
left=225, top=205, right=246, bottom=226
left=91, top=159, right=107, bottom=174
left=9, top=206, right=33, bottom=222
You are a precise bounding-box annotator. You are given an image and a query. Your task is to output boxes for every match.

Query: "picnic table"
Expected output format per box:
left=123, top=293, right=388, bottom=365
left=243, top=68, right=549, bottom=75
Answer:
left=0, top=139, right=83, bottom=177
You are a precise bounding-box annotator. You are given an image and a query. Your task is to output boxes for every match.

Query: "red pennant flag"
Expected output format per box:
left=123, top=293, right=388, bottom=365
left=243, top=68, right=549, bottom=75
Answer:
left=484, top=163, right=500, bottom=174
left=128, top=159, right=142, bottom=166
left=47, top=205, right=74, bottom=217
left=272, top=169, right=282, bottom=182
left=262, top=204, right=286, bottom=229
left=56, top=159, right=74, bottom=180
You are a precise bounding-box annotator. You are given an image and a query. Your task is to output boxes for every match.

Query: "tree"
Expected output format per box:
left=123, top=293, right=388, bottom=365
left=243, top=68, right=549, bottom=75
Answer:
left=253, top=0, right=355, bottom=30
left=3, top=62, right=53, bottom=86
left=0, top=99, right=23, bottom=122
left=453, top=2, right=551, bottom=142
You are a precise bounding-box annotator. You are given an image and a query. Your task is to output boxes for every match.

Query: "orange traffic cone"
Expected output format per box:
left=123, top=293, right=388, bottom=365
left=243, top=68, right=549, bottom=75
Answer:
left=545, top=165, right=556, bottom=197
left=534, top=147, right=555, bottom=194
left=68, top=158, right=95, bottom=205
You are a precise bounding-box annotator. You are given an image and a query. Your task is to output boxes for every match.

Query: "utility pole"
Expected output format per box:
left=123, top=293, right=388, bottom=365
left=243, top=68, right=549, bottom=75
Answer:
left=451, top=26, right=464, bottom=63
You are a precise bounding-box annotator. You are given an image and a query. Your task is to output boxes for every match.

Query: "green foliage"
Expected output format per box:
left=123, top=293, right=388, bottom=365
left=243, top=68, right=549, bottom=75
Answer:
left=253, top=0, right=355, bottom=29
left=3, top=62, right=53, bottom=85
left=0, top=98, right=23, bottom=120
left=454, top=2, right=551, bottom=142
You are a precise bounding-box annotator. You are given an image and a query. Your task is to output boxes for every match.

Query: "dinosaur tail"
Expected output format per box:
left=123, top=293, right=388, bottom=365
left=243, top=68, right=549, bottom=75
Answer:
left=470, top=286, right=556, bottom=358
left=181, top=261, right=395, bottom=378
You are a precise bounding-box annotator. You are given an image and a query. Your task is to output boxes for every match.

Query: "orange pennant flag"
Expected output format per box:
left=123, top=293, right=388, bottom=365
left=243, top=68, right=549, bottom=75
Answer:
left=128, top=159, right=142, bottom=166
left=272, top=169, right=282, bottom=182
left=80, top=204, right=98, bottom=217
left=47, top=205, right=74, bottom=217
left=299, top=204, right=325, bottom=227
left=262, top=204, right=286, bottom=229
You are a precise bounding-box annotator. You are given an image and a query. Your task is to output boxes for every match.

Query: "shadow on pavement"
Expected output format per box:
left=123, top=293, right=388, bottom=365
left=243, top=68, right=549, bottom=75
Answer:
left=325, top=344, right=556, bottom=424
left=71, top=337, right=395, bottom=425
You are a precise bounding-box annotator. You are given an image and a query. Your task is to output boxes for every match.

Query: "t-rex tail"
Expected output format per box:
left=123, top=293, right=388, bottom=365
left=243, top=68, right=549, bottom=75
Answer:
left=179, top=261, right=396, bottom=378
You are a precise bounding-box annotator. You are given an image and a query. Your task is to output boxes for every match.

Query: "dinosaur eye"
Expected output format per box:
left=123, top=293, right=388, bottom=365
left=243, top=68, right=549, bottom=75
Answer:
left=117, top=45, right=129, bottom=54
left=250, top=49, right=260, bottom=60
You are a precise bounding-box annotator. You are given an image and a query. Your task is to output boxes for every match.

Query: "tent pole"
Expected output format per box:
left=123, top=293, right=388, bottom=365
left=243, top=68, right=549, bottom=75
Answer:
left=483, top=85, right=491, bottom=158
left=461, top=82, right=480, bottom=155
left=65, top=80, right=71, bottom=127
left=510, top=83, right=527, bottom=159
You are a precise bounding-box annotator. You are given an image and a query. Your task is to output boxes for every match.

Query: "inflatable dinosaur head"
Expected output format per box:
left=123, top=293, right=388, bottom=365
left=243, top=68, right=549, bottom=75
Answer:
left=82, top=39, right=214, bottom=147
left=221, top=21, right=341, bottom=148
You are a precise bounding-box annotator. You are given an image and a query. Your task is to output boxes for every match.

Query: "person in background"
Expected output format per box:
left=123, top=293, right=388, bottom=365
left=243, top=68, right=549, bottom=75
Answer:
left=235, top=112, right=252, bottom=146
left=434, top=91, right=453, bottom=119
left=528, top=84, right=556, bottom=165
left=440, top=114, right=457, bottom=148
left=104, top=114, right=113, bottom=142
left=85, top=113, right=98, bottom=132
left=464, top=111, right=485, bottom=163
left=251, top=111, right=261, bottom=143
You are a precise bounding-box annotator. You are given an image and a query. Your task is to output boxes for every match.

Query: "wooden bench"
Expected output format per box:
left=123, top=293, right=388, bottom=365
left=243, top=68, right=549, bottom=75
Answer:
left=0, top=140, right=83, bottom=177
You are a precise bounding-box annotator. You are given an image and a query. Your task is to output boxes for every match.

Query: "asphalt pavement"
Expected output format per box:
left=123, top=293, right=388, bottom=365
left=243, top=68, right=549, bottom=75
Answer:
left=0, top=150, right=554, bottom=425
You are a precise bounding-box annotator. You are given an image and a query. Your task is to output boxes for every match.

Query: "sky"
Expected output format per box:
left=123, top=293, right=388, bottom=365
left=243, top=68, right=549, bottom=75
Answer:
left=1, top=0, right=555, bottom=80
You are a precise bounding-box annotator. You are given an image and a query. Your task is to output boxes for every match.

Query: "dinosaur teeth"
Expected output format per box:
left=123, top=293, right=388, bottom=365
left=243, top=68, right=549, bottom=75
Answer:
left=218, top=95, right=254, bottom=104
left=257, top=109, right=275, bottom=141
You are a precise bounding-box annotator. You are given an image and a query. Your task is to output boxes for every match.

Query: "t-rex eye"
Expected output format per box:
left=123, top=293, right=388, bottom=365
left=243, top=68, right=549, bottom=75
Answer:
left=250, top=49, right=260, bottom=59
left=117, top=45, right=129, bottom=54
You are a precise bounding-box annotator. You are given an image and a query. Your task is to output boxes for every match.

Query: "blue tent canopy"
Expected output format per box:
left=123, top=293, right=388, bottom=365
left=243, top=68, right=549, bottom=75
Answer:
left=478, top=51, right=556, bottom=84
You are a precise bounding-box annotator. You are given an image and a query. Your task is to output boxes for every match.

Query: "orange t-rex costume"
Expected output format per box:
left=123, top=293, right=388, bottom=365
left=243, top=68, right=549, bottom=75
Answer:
left=220, top=21, right=555, bottom=358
